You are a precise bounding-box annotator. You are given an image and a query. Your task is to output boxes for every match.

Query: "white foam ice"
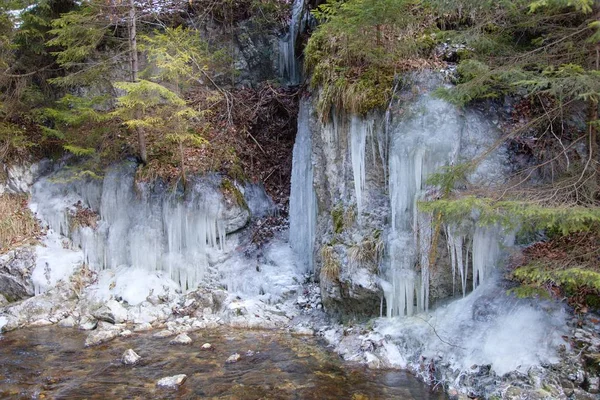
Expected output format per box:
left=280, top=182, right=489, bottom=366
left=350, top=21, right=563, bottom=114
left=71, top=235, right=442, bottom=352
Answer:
left=86, top=266, right=180, bottom=306
left=375, top=278, right=567, bottom=376
left=31, top=230, right=84, bottom=295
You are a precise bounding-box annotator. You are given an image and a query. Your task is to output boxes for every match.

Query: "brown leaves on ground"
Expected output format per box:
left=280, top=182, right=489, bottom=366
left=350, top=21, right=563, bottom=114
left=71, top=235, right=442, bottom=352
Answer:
left=519, top=232, right=600, bottom=272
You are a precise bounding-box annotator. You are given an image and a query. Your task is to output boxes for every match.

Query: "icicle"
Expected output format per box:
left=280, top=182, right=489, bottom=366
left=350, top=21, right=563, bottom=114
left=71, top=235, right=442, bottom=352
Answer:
left=418, top=212, right=432, bottom=312
left=384, top=84, right=465, bottom=318
left=30, top=163, right=227, bottom=292
left=350, top=115, right=372, bottom=215
left=289, top=99, right=317, bottom=272
left=472, top=225, right=505, bottom=290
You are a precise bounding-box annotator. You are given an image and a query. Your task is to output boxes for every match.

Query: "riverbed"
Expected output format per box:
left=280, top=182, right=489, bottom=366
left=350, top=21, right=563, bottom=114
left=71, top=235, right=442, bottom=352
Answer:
left=0, top=327, right=446, bottom=399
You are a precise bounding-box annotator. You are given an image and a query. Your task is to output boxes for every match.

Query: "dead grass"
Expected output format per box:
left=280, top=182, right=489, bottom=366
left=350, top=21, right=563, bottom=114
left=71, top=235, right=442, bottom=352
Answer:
left=320, top=245, right=341, bottom=283
left=0, top=194, right=40, bottom=253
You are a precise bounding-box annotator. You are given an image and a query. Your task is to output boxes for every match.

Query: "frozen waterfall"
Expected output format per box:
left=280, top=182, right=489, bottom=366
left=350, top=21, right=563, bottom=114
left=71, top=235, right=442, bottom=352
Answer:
left=383, top=77, right=511, bottom=317
left=279, top=0, right=307, bottom=85
left=289, top=99, right=317, bottom=272
left=31, top=164, right=227, bottom=291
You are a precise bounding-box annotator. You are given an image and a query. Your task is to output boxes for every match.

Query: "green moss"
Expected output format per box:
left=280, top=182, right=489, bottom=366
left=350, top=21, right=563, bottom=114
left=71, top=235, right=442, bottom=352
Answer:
left=331, top=205, right=344, bottom=234
left=220, top=178, right=248, bottom=209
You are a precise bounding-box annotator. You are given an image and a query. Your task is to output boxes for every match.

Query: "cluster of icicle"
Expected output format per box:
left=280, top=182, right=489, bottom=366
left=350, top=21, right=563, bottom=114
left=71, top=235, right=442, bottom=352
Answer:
left=345, top=79, right=511, bottom=317
left=32, top=164, right=226, bottom=291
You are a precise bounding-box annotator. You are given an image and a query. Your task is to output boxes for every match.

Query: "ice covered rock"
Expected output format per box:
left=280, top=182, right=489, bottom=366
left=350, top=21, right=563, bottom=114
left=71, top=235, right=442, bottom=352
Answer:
left=78, top=316, right=97, bottom=331
left=226, top=353, right=241, bottom=364
left=92, top=300, right=128, bottom=324
left=58, top=315, right=76, bottom=328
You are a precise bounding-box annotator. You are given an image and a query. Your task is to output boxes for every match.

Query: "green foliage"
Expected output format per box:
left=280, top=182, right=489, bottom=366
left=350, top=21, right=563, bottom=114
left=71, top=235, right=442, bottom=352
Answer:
left=220, top=178, right=247, bottom=209
left=46, top=1, right=116, bottom=88
left=331, top=203, right=356, bottom=234
left=305, top=0, right=431, bottom=119
left=425, top=163, right=474, bottom=194
left=420, top=196, right=600, bottom=235
left=140, top=26, right=220, bottom=89
left=63, top=144, right=95, bottom=157
left=514, top=264, right=600, bottom=291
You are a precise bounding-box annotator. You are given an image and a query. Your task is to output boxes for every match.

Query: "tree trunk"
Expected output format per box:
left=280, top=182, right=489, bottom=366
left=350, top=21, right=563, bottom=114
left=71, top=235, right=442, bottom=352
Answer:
left=128, top=0, right=147, bottom=164
left=179, top=140, right=187, bottom=189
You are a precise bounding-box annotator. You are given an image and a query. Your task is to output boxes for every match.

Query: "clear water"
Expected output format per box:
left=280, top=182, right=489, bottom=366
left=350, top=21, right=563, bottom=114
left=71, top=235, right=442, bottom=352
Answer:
left=0, top=327, right=446, bottom=399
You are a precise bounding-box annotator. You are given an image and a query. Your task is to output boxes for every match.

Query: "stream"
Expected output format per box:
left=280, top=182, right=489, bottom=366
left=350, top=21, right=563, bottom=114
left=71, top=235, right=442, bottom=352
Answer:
left=0, top=327, right=446, bottom=399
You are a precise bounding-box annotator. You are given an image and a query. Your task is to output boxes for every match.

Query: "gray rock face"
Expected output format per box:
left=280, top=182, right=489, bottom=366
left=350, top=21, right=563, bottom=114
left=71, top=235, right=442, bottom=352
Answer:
left=121, top=349, right=141, bottom=365
left=0, top=248, right=35, bottom=302
left=0, top=160, right=51, bottom=195
left=156, top=374, right=187, bottom=389
left=308, top=104, right=385, bottom=317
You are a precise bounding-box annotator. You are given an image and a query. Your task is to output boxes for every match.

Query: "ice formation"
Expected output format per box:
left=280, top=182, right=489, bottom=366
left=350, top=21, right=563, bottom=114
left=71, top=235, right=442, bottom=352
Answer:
left=278, top=0, right=306, bottom=85
left=383, top=76, right=509, bottom=316
left=289, top=99, right=317, bottom=272
left=376, top=278, right=567, bottom=376
left=31, top=163, right=228, bottom=291
left=350, top=115, right=373, bottom=215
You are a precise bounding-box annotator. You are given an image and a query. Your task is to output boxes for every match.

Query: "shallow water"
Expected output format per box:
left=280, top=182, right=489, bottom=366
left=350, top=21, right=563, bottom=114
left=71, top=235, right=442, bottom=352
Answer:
left=0, top=327, right=446, bottom=399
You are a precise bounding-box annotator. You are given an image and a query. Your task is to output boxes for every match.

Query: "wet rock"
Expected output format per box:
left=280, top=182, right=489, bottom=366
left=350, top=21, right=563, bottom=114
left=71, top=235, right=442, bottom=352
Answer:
left=1, top=161, right=50, bottom=194
left=85, top=329, right=119, bottom=347
left=121, top=349, right=141, bottom=365
left=201, top=343, right=213, bottom=350
left=120, top=330, right=133, bottom=338
left=169, top=333, right=192, bottom=345
left=226, top=353, right=241, bottom=364
left=587, top=375, right=600, bottom=394
left=291, top=326, right=314, bottom=336
left=156, top=374, right=187, bottom=389
left=153, top=329, right=175, bottom=338
left=29, top=318, right=53, bottom=327
left=0, top=294, right=7, bottom=306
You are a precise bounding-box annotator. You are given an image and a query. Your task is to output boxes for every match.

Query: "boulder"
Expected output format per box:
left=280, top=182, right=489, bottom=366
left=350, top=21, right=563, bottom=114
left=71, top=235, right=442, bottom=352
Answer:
left=85, top=329, right=119, bottom=347
left=0, top=248, right=35, bottom=302
left=121, top=349, right=141, bottom=365
left=169, top=333, right=192, bottom=345
left=226, top=353, right=241, bottom=364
